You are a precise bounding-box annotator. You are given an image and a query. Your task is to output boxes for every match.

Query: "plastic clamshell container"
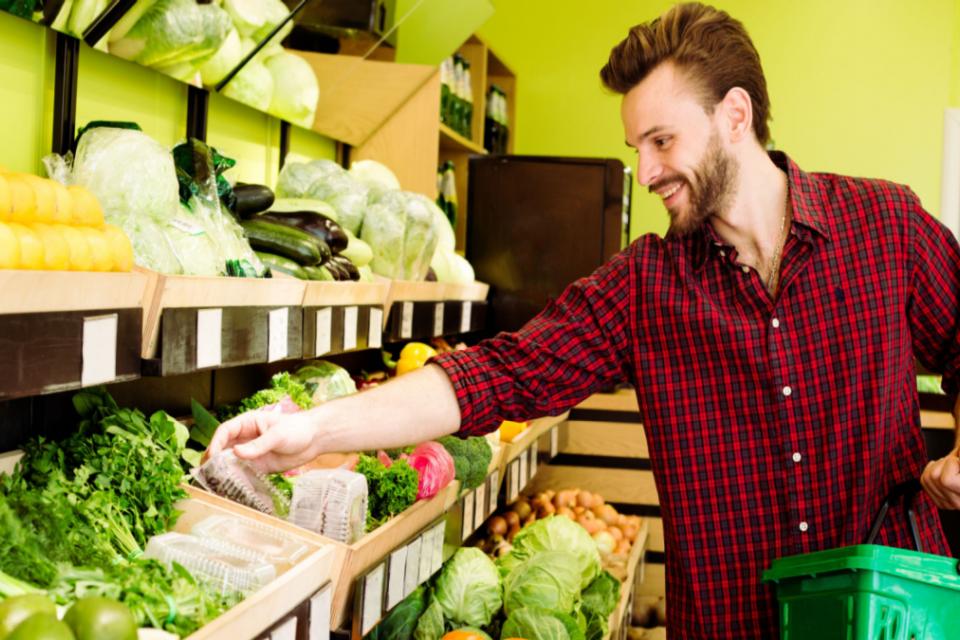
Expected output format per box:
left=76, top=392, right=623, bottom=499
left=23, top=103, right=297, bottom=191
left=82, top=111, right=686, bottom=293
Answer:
left=763, top=543, right=960, bottom=640
left=144, top=531, right=277, bottom=595
left=190, top=514, right=310, bottom=570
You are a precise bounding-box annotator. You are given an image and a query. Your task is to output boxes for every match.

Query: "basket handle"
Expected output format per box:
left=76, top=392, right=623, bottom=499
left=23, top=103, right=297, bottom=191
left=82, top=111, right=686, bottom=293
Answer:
left=865, top=478, right=923, bottom=551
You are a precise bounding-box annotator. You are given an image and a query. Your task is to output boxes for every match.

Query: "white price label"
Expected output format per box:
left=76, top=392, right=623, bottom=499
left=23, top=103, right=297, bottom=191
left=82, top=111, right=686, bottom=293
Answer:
left=509, top=460, right=521, bottom=502
left=433, top=303, right=445, bottom=337
left=361, top=564, right=385, bottom=636
left=430, top=521, right=446, bottom=574
left=343, top=306, right=358, bottom=351
left=550, top=427, right=559, bottom=457
left=529, top=446, right=538, bottom=479
left=386, top=547, right=408, bottom=610
left=488, top=470, right=499, bottom=515
left=403, top=537, right=422, bottom=597
left=460, top=301, right=473, bottom=333
left=418, top=531, right=433, bottom=583
left=474, top=482, right=487, bottom=532
left=315, top=308, right=332, bottom=356
left=308, top=586, right=331, bottom=640
left=461, top=493, right=475, bottom=542
left=81, top=314, right=118, bottom=386
left=400, top=302, right=414, bottom=339
left=369, top=308, right=384, bottom=349
left=519, top=449, right=529, bottom=489
left=270, top=617, right=297, bottom=640
left=196, top=308, right=222, bottom=369
left=268, top=307, right=289, bottom=362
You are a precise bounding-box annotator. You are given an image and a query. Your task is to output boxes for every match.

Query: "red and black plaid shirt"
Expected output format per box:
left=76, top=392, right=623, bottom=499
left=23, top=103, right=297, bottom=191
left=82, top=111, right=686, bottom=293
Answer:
left=434, top=152, right=960, bottom=638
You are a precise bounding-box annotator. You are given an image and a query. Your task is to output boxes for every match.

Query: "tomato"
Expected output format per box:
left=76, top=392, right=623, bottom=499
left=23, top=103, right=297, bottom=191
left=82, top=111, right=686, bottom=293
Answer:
left=63, top=597, right=137, bottom=640
left=5, top=613, right=74, bottom=640
left=0, top=595, right=57, bottom=638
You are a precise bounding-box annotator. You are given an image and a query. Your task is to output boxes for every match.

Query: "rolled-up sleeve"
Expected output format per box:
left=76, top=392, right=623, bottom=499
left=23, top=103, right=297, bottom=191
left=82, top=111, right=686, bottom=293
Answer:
left=433, top=247, right=637, bottom=437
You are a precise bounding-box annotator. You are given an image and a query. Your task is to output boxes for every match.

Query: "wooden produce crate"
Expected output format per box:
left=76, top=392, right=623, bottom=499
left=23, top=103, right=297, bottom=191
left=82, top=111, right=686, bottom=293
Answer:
left=0, top=269, right=150, bottom=399
left=185, top=478, right=461, bottom=631
left=498, top=413, right=569, bottom=503
left=301, top=281, right=391, bottom=359
left=174, top=494, right=339, bottom=640
left=608, top=520, right=650, bottom=640
left=383, top=280, right=489, bottom=342
left=140, top=272, right=306, bottom=376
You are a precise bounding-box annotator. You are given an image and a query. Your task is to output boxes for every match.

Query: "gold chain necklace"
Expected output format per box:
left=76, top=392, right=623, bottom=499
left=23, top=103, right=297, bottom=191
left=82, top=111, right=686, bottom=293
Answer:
left=766, top=206, right=789, bottom=293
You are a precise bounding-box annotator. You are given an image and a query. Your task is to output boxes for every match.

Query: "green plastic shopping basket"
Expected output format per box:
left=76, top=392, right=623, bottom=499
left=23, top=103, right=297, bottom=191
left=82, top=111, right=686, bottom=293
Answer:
left=763, top=479, right=960, bottom=639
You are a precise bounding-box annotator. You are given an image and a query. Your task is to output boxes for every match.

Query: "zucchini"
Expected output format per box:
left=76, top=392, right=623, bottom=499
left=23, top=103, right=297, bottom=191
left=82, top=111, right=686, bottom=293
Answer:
left=257, top=210, right=348, bottom=253
left=241, top=219, right=331, bottom=266
left=302, top=266, right=335, bottom=281
left=255, top=251, right=310, bottom=279
left=341, top=230, right=373, bottom=267
left=233, top=183, right=275, bottom=218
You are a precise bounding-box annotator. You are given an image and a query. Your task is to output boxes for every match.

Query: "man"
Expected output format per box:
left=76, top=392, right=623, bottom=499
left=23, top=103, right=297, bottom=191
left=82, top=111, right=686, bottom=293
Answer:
left=209, top=3, right=960, bottom=637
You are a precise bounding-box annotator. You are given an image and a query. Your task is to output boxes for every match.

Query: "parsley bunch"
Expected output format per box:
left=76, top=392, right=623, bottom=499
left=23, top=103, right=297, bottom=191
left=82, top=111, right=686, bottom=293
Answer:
left=355, top=454, right=419, bottom=531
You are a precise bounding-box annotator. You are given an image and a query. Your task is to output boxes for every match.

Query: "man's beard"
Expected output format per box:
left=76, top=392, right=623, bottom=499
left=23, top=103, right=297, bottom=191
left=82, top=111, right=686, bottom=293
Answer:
left=663, top=133, right=739, bottom=237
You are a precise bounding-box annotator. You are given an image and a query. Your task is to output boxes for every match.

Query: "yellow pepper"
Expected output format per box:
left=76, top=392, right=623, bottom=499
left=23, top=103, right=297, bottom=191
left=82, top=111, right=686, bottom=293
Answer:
left=395, top=342, right=438, bottom=376
left=498, top=420, right=529, bottom=443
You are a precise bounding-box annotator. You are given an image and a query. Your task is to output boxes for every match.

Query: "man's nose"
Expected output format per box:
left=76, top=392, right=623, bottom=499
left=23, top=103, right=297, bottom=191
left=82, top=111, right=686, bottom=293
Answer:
left=637, top=153, right=662, bottom=187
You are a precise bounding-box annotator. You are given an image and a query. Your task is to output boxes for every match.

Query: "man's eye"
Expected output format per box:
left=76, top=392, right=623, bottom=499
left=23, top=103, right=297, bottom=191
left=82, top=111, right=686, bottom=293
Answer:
left=654, top=137, right=671, bottom=149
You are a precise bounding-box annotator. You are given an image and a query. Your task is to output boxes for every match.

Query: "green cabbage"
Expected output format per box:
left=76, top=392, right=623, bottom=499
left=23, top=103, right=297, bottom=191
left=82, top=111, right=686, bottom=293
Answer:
left=276, top=159, right=345, bottom=198
left=412, top=598, right=445, bottom=640
left=501, top=608, right=585, bottom=640
left=265, top=51, right=319, bottom=128
left=433, top=547, right=501, bottom=628
left=295, top=360, right=357, bottom=405
left=109, top=0, right=231, bottom=68
left=508, top=516, right=602, bottom=591
left=199, top=27, right=243, bottom=86
left=361, top=191, right=438, bottom=280
left=222, top=54, right=274, bottom=111
left=350, top=160, right=401, bottom=202
left=503, top=551, right=582, bottom=616
left=580, top=571, right=620, bottom=619
left=275, top=161, right=369, bottom=234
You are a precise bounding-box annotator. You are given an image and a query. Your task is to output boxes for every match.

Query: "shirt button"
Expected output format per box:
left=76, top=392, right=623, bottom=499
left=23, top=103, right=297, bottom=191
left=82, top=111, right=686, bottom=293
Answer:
left=719, top=251, right=726, bottom=258
left=799, top=521, right=809, bottom=532
left=792, top=452, right=802, bottom=463
left=772, top=318, right=781, bottom=328
left=783, top=386, right=792, bottom=397
left=741, top=266, right=750, bottom=273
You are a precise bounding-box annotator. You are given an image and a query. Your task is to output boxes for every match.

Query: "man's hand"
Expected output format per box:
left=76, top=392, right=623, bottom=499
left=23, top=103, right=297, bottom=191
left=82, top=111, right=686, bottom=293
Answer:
left=205, top=408, right=322, bottom=474
left=922, top=446, right=960, bottom=509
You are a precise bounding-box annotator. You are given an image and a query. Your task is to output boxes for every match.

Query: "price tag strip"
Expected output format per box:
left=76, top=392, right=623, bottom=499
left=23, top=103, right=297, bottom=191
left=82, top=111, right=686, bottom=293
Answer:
left=268, top=307, right=289, bottom=362
left=473, top=482, right=487, bottom=533
left=488, top=470, right=499, bottom=516
left=550, top=426, right=559, bottom=458
left=81, top=314, right=118, bottom=386
left=418, top=528, right=433, bottom=582
left=460, top=301, right=473, bottom=333
left=508, top=460, right=521, bottom=503
left=195, top=308, right=222, bottom=369
left=360, top=563, right=385, bottom=636
left=369, top=307, right=384, bottom=349
left=433, top=302, right=445, bottom=337
left=308, top=585, right=331, bottom=640
left=403, top=536, right=423, bottom=597
left=529, top=446, right=538, bottom=482
left=461, top=492, right=476, bottom=542
left=343, top=306, right=358, bottom=351
left=400, top=302, right=414, bottom=339
left=270, top=616, right=297, bottom=640
left=386, top=546, right=408, bottom=611
left=430, top=521, right=446, bottom=575
left=519, top=448, right=529, bottom=491
left=315, top=308, right=332, bottom=356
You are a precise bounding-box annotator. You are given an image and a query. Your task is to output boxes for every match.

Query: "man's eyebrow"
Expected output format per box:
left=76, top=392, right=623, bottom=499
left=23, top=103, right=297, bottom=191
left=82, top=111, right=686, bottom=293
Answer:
left=640, top=125, right=667, bottom=140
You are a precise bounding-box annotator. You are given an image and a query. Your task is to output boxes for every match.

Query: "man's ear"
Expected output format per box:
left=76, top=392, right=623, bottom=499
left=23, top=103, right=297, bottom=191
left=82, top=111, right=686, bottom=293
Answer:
left=719, top=87, right=753, bottom=144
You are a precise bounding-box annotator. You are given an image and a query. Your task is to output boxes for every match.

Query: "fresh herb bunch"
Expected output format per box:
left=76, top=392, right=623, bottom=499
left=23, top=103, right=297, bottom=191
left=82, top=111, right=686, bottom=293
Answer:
left=219, top=372, right=313, bottom=420
left=355, top=454, right=419, bottom=531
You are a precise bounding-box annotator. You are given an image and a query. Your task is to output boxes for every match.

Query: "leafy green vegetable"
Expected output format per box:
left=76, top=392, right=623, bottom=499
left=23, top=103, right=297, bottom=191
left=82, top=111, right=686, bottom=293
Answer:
left=108, top=0, right=231, bottom=68
left=222, top=54, right=274, bottom=112
left=583, top=611, right=608, bottom=640
left=219, top=372, right=313, bottom=420
left=412, top=597, right=445, bottom=640
left=580, top=571, right=620, bottom=619
left=503, top=551, right=582, bottom=617
left=295, top=360, right=357, bottom=405
left=367, top=585, right=427, bottom=640
left=500, top=608, right=585, bottom=640
left=354, top=455, right=418, bottom=530
left=189, top=398, right=220, bottom=448
left=506, top=516, right=601, bottom=590
left=437, top=436, right=492, bottom=490
left=264, top=51, right=319, bottom=129
left=433, top=548, right=501, bottom=628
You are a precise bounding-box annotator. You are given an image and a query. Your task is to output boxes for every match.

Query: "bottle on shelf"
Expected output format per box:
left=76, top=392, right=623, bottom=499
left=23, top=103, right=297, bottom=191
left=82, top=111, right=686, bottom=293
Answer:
left=497, top=88, right=510, bottom=154
left=462, top=61, right=474, bottom=140
left=439, top=161, right=458, bottom=227
left=484, top=86, right=500, bottom=153
left=440, top=57, right=454, bottom=126
left=452, top=55, right=466, bottom=137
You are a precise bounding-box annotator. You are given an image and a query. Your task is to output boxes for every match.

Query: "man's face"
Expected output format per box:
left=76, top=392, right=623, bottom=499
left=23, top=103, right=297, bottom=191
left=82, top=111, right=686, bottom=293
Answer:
left=621, top=63, right=738, bottom=236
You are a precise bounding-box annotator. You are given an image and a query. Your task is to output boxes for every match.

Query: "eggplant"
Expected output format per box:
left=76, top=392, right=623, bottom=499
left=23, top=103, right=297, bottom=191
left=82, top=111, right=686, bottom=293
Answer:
left=233, top=183, right=275, bottom=218
left=327, top=255, right=360, bottom=281
left=323, top=259, right=350, bottom=281
left=256, top=210, right=349, bottom=253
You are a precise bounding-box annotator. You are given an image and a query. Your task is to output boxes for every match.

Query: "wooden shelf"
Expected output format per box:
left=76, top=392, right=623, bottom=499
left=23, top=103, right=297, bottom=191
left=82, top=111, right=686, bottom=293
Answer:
left=440, top=123, right=487, bottom=155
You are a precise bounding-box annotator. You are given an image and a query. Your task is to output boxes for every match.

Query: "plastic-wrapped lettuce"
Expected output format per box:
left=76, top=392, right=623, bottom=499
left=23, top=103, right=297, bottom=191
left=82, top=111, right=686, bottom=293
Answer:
left=275, top=161, right=370, bottom=234
left=109, top=0, right=231, bottom=68
left=431, top=248, right=475, bottom=284
left=276, top=159, right=344, bottom=198
left=349, top=160, right=401, bottom=203
left=264, top=51, right=318, bottom=128
left=199, top=27, right=242, bottom=86
left=223, top=0, right=288, bottom=41
left=222, top=48, right=274, bottom=111
left=294, top=360, right=357, bottom=405
left=361, top=191, right=439, bottom=281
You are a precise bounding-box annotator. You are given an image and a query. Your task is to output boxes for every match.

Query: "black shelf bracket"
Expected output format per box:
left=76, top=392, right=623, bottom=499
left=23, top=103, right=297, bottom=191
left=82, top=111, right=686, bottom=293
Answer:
left=214, top=0, right=312, bottom=93
left=186, top=85, right=210, bottom=141
left=52, top=32, right=79, bottom=156
left=82, top=0, right=137, bottom=48
left=279, top=120, right=291, bottom=169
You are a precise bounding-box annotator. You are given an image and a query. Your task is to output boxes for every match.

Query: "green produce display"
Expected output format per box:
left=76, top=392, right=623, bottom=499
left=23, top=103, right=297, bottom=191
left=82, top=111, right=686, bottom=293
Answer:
left=255, top=251, right=310, bottom=279
left=432, top=549, right=502, bottom=629
left=0, top=595, right=56, bottom=638
left=5, top=613, right=74, bottom=640
left=218, top=372, right=313, bottom=420
left=257, top=209, right=349, bottom=253
left=436, top=436, right=492, bottom=491
left=63, top=596, right=138, bottom=640
left=502, top=551, right=582, bottom=616
left=361, top=191, right=439, bottom=281
left=500, top=607, right=584, bottom=640
left=354, top=455, right=419, bottom=531
left=368, top=586, right=427, bottom=640
left=241, top=218, right=331, bottom=266
left=109, top=0, right=232, bottom=68
left=499, top=516, right=601, bottom=590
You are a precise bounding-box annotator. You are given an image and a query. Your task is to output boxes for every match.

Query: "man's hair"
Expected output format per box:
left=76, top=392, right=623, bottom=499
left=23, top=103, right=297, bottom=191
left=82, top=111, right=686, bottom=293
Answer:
left=600, top=2, right=771, bottom=145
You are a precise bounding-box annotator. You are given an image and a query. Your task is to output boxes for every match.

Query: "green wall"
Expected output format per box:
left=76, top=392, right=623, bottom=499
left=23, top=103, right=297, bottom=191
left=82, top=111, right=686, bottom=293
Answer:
left=478, top=0, right=960, bottom=240
left=0, top=11, right=50, bottom=173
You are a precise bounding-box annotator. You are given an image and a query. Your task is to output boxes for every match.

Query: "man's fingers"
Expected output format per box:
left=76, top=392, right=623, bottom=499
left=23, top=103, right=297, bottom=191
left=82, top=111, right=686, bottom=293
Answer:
left=940, top=456, right=960, bottom=509
left=206, top=410, right=276, bottom=459
left=922, top=461, right=948, bottom=508
left=234, top=425, right=286, bottom=461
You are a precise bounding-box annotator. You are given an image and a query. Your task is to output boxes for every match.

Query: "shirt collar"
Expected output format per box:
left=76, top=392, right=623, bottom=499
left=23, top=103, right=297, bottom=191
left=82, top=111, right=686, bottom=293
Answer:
left=677, top=150, right=832, bottom=273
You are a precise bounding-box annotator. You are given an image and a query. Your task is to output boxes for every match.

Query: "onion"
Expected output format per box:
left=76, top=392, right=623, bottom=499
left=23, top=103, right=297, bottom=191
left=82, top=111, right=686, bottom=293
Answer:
left=622, top=524, right=638, bottom=541
left=577, top=490, right=594, bottom=509
left=573, top=506, right=585, bottom=516
left=504, top=511, right=520, bottom=528
left=608, top=526, right=623, bottom=541
left=557, top=506, right=576, bottom=520
left=614, top=539, right=631, bottom=556
left=488, top=516, right=507, bottom=537
left=514, top=499, right=532, bottom=520
left=578, top=516, right=604, bottom=534
left=592, top=492, right=605, bottom=507
left=507, top=523, right=521, bottom=542
left=600, top=504, right=620, bottom=526
left=593, top=530, right=616, bottom=554
left=537, top=501, right=556, bottom=518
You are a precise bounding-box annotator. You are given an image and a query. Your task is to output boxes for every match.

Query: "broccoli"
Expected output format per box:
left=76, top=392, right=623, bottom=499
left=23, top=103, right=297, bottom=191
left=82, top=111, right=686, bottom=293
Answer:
left=437, top=435, right=493, bottom=490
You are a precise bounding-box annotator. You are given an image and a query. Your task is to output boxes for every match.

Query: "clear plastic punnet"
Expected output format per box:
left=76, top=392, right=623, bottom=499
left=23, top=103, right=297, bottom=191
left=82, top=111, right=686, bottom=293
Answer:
left=190, top=514, right=309, bottom=569
left=193, top=450, right=291, bottom=517
left=144, top=532, right=277, bottom=595
left=288, top=469, right=368, bottom=544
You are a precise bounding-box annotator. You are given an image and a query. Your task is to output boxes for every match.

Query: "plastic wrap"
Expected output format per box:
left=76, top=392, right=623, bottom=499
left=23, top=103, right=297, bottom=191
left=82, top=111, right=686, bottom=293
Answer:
left=361, top=191, right=439, bottom=281
left=295, top=360, right=357, bottom=405
left=143, top=531, right=276, bottom=594
left=288, top=469, right=367, bottom=543
left=194, top=450, right=291, bottom=517
left=275, top=161, right=369, bottom=234
left=191, top=514, right=309, bottom=569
